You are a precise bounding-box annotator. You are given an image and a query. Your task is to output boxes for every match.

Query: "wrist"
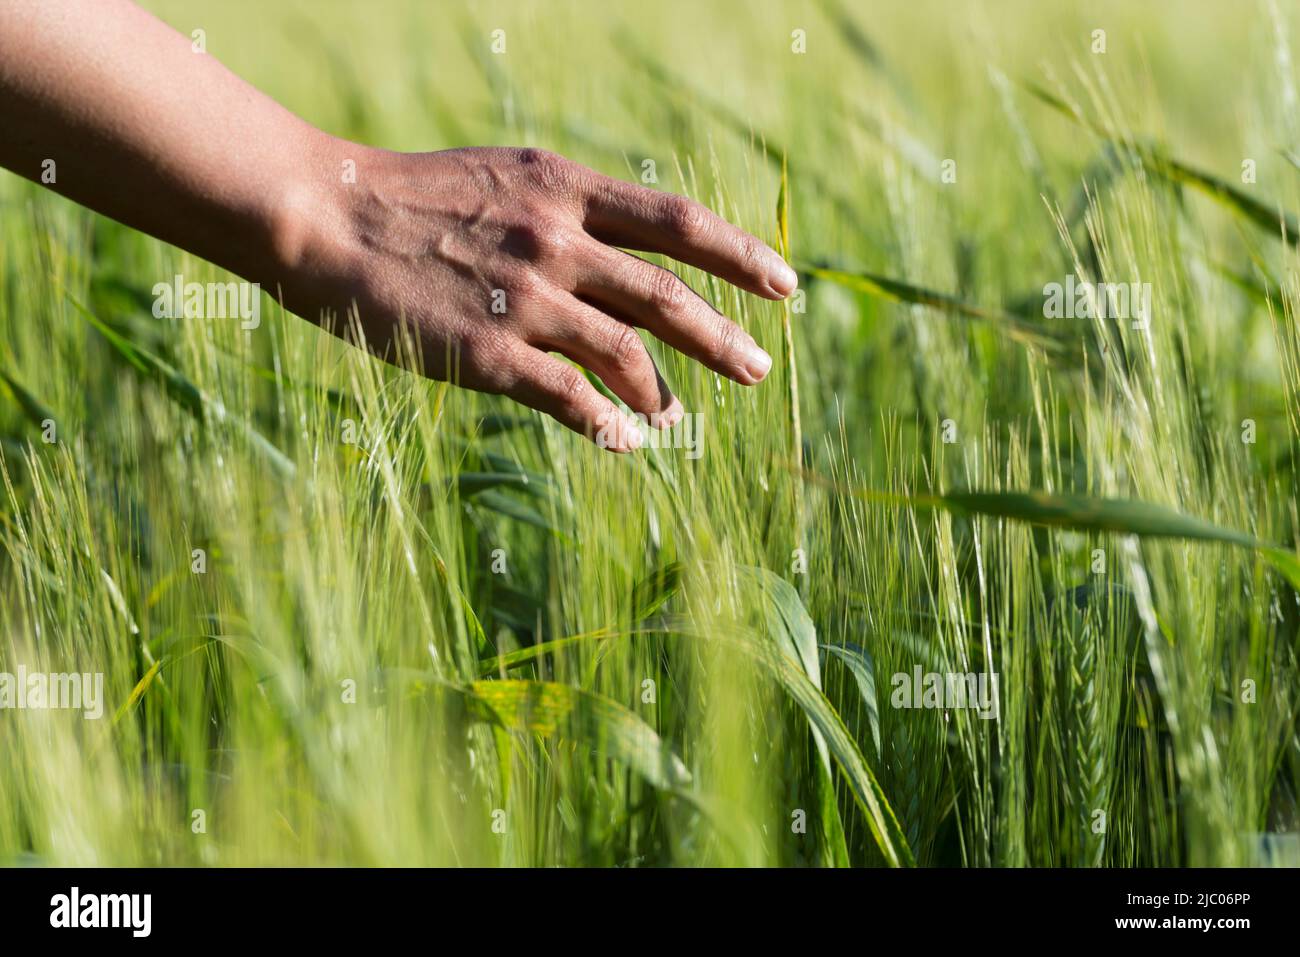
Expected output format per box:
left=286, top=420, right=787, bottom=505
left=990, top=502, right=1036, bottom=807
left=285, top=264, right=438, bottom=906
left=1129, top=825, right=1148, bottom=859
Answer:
left=261, top=129, right=355, bottom=279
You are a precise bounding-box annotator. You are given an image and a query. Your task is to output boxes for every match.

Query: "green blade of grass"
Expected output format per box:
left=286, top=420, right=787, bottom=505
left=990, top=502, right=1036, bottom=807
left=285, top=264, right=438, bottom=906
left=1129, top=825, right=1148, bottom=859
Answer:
left=0, top=369, right=56, bottom=431
left=472, top=488, right=567, bottom=536
left=67, top=295, right=296, bottom=478
left=469, top=679, right=692, bottom=791
left=455, top=471, right=553, bottom=498
left=822, top=641, right=882, bottom=757
left=741, top=565, right=822, bottom=691
left=703, top=620, right=914, bottom=866
left=1021, top=79, right=1300, bottom=245
left=111, top=657, right=166, bottom=725
left=931, top=488, right=1300, bottom=591
left=803, top=264, right=1075, bottom=354
left=777, top=159, right=806, bottom=537
left=1149, top=154, right=1299, bottom=245
left=477, top=627, right=619, bottom=676
left=807, top=472, right=1300, bottom=591
left=631, top=560, right=684, bottom=620
left=940, top=490, right=1257, bottom=544
left=472, top=600, right=913, bottom=866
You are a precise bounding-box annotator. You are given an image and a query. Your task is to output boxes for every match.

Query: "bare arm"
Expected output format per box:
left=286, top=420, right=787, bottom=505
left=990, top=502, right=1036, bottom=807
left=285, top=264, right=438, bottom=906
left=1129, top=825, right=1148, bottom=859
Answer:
left=0, top=0, right=796, bottom=451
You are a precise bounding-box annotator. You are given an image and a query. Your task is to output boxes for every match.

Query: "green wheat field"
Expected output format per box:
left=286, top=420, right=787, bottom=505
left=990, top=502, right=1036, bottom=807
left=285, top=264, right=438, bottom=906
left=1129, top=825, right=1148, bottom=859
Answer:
left=2, top=0, right=1300, bottom=867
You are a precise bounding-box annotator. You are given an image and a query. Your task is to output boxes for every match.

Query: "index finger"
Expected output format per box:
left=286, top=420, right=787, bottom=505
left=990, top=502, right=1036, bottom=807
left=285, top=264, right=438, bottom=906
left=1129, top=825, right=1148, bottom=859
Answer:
left=581, top=176, right=798, bottom=301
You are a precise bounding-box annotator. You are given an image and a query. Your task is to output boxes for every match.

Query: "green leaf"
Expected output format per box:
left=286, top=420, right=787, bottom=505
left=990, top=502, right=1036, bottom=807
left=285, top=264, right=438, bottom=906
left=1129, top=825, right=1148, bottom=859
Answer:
left=468, top=679, right=692, bottom=791
left=816, top=759, right=851, bottom=867
left=1020, top=80, right=1300, bottom=246
left=1260, top=547, right=1300, bottom=591
left=740, top=566, right=822, bottom=690
left=803, top=264, right=1075, bottom=354
left=939, top=490, right=1254, bottom=544
left=473, top=609, right=915, bottom=866
left=701, top=621, right=913, bottom=866
left=472, top=489, right=565, bottom=536
left=922, top=489, right=1300, bottom=591
left=456, top=471, right=552, bottom=498
left=68, top=296, right=296, bottom=478
left=0, top=369, right=56, bottom=431
left=477, top=627, right=619, bottom=676
left=631, top=561, right=684, bottom=620
left=1149, top=154, right=1299, bottom=245
left=112, top=657, right=166, bottom=724
left=739, top=566, right=829, bottom=777
left=712, top=565, right=912, bottom=866
left=472, top=414, right=534, bottom=437
left=822, top=641, right=882, bottom=756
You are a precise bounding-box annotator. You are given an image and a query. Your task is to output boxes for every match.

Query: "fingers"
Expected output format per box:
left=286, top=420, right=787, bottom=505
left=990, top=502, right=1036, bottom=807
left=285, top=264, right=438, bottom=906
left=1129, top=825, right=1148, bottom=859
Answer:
left=495, top=346, right=646, bottom=452
left=531, top=295, right=684, bottom=427
left=581, top=175, right=797, bottom=300
left=576, top=243, right=772, bottom=385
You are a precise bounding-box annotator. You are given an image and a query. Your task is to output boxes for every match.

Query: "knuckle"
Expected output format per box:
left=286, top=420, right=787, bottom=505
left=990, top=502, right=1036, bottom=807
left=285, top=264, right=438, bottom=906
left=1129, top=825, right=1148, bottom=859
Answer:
left=554, top=366, right=589, bottom=409
left=500, top=217, right=570, bottom=262
left=646, top=267, right=687, bottom=314
left=532, top=218, right=572, bottom=260
left=503, top=265, right=546, bottom=302
left=710, top=315, right=742, bottom=360
left=517, top=147, right=559, bottom=169
left=663, top=194, right=707, bottom=241
left=459, top=333, right=513, bottom=388
left=607, top=324, right=644, bottom=371
left=518, top=148, right=574, bottom=193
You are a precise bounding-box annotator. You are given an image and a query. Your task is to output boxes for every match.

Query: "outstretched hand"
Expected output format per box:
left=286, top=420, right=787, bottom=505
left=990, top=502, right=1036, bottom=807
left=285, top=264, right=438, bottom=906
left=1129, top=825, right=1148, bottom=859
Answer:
left=279, top=146, right=796, bottom=451
left=0, top=0, right=795, bottom=451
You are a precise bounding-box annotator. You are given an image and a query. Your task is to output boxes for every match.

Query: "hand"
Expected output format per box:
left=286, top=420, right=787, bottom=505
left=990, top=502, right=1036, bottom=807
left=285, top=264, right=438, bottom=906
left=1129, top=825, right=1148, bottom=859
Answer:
left=0, top=0, right=795, bottom=453
left=279, top=144, right=798, bottom=451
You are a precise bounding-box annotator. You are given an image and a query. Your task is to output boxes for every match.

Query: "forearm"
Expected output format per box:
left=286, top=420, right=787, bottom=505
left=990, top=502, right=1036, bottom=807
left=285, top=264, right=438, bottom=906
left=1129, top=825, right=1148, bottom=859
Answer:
left=0, top=0, right=334, bottom=283
left=0, top=0, right=793, bottom=451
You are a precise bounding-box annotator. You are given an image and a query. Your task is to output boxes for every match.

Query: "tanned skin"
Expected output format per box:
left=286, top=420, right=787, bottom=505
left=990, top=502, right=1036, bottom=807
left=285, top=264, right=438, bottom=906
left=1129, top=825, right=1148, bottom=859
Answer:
left=0, top=0, right=796, bottom=451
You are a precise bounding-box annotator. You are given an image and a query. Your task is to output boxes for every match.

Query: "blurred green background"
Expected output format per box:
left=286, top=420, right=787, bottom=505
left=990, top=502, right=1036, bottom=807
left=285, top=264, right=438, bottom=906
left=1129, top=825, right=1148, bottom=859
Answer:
left=1, top=0, right=1298, bottom=866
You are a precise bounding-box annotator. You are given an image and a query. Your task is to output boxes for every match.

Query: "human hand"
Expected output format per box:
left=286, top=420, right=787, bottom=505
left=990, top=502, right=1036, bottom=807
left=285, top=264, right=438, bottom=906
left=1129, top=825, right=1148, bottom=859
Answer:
left=0, top=0, right=794, bottom=453
left=278, top=144, right=797, bottom=451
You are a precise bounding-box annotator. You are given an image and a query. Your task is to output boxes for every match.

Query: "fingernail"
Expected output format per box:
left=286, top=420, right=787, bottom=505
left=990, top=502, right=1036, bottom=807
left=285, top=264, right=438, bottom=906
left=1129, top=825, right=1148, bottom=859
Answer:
left=623, top=415, right=645, bottom=450
left=743, top=342, right=772, bottom=382
left=770, top=258, right=798, bottom=297
left=658, top=398, right=684, bottom=429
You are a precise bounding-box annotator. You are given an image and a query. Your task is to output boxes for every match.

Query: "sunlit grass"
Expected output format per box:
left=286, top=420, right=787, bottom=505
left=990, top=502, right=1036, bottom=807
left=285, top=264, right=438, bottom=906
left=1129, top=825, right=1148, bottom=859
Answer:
left=1, top=0, right=1298, bottom=867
